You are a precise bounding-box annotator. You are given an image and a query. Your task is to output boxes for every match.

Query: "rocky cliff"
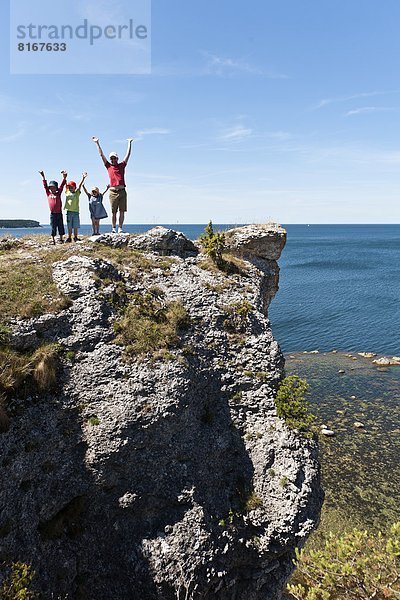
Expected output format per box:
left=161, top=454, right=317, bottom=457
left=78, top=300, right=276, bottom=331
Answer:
left=0, top=225, right=322, bottom=599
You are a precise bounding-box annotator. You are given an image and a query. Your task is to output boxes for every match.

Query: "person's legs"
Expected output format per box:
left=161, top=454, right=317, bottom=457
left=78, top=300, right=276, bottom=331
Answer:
left=50, top=213, right=56, bottom=244
left=72, top=212, right=80, bottom=241
left=91, top=217, right=96, bottom=235
left=95, top=219, right=100, bottom=234
left=117, top=190, right=127, bottom=232
left=66, top=212, right=72, bottom=241
left=109, top=189, right=118, bottom=232
left=55, top=213, right=65, bottom=243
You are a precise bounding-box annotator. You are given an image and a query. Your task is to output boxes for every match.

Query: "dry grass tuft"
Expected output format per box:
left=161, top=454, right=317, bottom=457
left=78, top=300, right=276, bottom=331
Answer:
left=199, top=252, right=248, bottom=278
left=32, top=344, right=60, bottom=391
left=0, top=348, right=32, bottom=393
left=0, top=344, right=61, bottom=433
left=114, top=292, right=190, bottom=357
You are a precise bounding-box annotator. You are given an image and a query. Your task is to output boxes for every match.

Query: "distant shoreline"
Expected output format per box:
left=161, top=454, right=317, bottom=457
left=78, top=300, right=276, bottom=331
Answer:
left=0, top=220, right=41, bottom=228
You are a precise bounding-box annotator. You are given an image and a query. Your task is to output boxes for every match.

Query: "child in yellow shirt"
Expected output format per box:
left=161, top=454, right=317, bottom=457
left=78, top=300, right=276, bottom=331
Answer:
left=65, top=172, right=87, bottom=242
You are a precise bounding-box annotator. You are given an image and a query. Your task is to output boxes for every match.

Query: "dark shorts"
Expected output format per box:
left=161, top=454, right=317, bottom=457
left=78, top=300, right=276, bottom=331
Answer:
left=109, top=188, right=127, bottom=213
left=50, top=213, right=65, bottom=237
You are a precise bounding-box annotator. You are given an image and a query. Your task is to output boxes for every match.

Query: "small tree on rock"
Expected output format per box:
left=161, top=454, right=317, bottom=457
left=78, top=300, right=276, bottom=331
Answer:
left=200, top=221, right=226, bottom=268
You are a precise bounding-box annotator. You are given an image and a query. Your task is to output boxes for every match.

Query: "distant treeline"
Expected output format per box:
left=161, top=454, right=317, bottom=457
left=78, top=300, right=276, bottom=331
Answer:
left=0, top=220, right=41, bottom=228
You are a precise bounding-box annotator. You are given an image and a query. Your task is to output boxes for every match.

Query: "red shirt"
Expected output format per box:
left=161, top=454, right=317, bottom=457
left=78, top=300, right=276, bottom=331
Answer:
left=43, top=179, right=66, bottom=214
left=105, top=160, right=126, bottom=187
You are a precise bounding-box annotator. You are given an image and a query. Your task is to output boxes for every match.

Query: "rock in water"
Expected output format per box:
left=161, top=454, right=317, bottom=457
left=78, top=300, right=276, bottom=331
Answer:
left=320, top=429, right=335, bottom=437
left=0, top=226, right=322, bottom=599
left=372, top=356, right=400, bottom=366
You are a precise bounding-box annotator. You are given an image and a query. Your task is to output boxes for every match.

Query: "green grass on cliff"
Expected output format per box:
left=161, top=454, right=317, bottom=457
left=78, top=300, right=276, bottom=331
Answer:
left=114, top=291, right=190, bottom=357
left=0, top=241, right=173, bottom=326
left=0, top=252, right=71, bottom=323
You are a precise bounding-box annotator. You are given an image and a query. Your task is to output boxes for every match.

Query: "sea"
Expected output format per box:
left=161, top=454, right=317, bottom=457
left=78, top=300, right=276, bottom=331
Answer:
left=2, top=222, right=399, bottom=530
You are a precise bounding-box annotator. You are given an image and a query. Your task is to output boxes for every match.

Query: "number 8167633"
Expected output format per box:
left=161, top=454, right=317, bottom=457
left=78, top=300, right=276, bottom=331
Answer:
left=18, top=43, right=67, bottom=51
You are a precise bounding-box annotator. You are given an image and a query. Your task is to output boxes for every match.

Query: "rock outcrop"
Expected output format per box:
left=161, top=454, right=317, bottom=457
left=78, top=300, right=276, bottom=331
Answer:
left=0, top=225, right=322, bottom=599
left=93, top=226, right=198, bottom=257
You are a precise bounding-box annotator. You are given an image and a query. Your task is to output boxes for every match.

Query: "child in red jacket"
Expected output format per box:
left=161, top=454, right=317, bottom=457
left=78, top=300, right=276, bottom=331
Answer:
left=39, top=170, right=67, bottom=244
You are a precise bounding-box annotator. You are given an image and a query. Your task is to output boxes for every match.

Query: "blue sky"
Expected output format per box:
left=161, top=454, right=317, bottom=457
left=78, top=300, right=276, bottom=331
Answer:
left=1, top=0, right=400, bottom=224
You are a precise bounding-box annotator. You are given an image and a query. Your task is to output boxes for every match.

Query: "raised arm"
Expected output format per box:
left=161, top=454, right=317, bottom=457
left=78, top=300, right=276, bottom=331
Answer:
left=123, top=138, right=134, bottom=164
left=39, top=170, right=49, bottom=193
left=59, top=170, right=67, bottom=192
left=101, top=184, right=110, bottom=196
left=78, top=172, right=87, bottom=191
left=82, top=183, right=91, bottom=198
left=92, top=137, right=108, bottom=166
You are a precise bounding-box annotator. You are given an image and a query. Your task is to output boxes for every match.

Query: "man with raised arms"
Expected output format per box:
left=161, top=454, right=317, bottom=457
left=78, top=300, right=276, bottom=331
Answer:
left=92, top=137, right=134, bottom=233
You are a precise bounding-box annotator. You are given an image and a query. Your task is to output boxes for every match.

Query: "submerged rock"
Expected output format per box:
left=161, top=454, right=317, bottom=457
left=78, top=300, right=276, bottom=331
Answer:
left=373, top=356, right=400, bottom=366
left=0, top=226, right=322, bottom=599
left=320, top=429, right=335, bottom=437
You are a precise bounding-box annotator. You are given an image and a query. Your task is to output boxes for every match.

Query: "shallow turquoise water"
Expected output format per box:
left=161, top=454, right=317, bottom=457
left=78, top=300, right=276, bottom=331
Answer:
left=286, top=352, right=400, bottom=529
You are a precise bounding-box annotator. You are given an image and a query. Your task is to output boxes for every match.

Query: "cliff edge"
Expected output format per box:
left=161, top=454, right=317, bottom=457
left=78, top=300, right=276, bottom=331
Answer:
left=0, top=225, right=322, bottom=599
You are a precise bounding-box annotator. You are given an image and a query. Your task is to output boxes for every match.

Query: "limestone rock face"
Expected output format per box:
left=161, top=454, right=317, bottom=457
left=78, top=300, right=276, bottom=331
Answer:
left=0, top=226, right=322, bottom=600
left=94, top=227, right=198, bottom=257
left=224, top=224, right=287, bottom=261
left=225, top=224, right=287, bottom=312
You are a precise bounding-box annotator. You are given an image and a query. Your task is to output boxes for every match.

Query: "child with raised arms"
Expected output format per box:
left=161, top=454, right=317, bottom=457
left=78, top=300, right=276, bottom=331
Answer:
left=39, top=169, right=67, bottom=245
left=64, top=173, right=86, bottom=242
left=82, top=179, right=109, bottom=236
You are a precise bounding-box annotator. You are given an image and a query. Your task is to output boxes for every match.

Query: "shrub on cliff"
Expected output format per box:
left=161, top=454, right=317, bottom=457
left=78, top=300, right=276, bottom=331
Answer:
left=223, top=300, right=254, bottom=333
left=275, top=376, right=315, bottom=433
left=199, top=221, right=226, bottom=268
left=0, top=561, right=38, bottom=599
left=287, top=522, right=400, bottom=599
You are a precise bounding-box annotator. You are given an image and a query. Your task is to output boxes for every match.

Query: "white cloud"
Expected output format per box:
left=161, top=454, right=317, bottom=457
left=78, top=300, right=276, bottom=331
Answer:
left=205, top=53, right=262, bottom=75
left=219, top=125, right=253, bottom=141
left=137, top=128, right=171, bottom=136
left=134, top=128, right=172, bottom=141
left=202, top=52, right=288, bottom=79
left=0, top=123, right=27, bottom=143
left=312, top=90, right=399, bottom=110
left=150, top=54, right=288, bottom=79
left=345, top=106, right=395, bottom=117
left=266, top=130, right=292, bottom=141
